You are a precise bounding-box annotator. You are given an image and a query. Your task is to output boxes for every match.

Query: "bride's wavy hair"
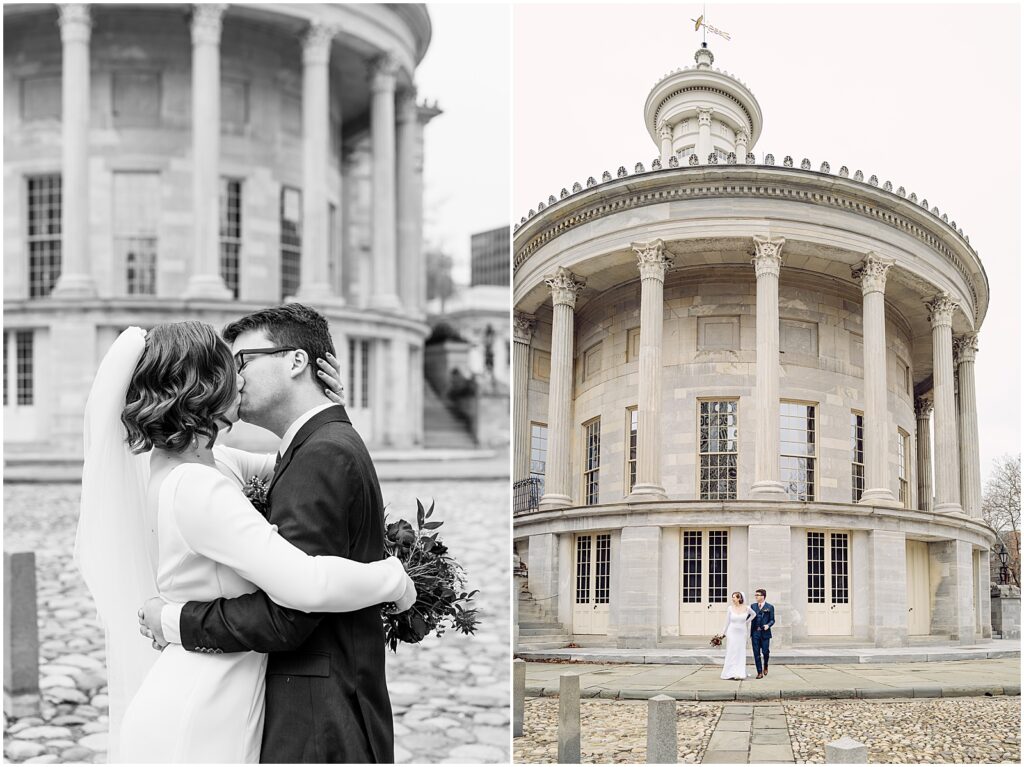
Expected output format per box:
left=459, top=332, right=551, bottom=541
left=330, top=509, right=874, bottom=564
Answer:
left=121, top=322, right=237, bottom=454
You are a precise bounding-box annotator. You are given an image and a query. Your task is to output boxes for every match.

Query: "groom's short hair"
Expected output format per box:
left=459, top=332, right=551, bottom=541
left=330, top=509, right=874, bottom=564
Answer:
left=223, top=303, right=335, bottom=385
left=755, top=588, right=766, bottom=597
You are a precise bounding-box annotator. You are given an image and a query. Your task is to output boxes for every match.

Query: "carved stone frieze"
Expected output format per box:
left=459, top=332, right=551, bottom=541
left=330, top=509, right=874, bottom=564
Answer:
left=926, top=292, right=959, bottom=328
left=751, top=236, right=785, bottom=278
left=852, top=253, right=895, bottom=295
left=633, top=239, right=673, bottom=281
left=544, top=267, right=585, bottom=308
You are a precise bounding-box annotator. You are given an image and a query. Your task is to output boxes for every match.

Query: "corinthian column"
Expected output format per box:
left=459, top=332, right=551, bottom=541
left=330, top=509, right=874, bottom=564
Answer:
left=52, top=4, right=96, bottom=297
left=184, top=4, right=232, bottom=300
left=926, top=293, right=963, bottom=514
left=658, top=123, right=673, bottom=165
left=539, top=268, right=585, bottom=511
left=396, top=87, right=420, bottom=313
left=735, top=126, right=749, bottom=163
left=954, top=333, right=982, bottom=518
left=512, top=312, right=536, bottom=481
left=853, top=254, right=900, bottom=506
left=295, top=21, right=336, bottom=302
left=630, top=240, right=671, bottom=499
left=696, top=107, right=713, bottom=162
left=750, top=236, right=787, bottom=499
left=370, top=54, right=400, bottom=310
left=915, top=396, right=933, bottom=512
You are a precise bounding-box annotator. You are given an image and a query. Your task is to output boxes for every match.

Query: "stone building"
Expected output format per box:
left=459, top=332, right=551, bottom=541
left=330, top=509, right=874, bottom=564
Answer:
left=471, top=225, right=510, bottom=287
left=3, top=3, right=437, bottom=458
left=513, top=45, right=996, bottom=649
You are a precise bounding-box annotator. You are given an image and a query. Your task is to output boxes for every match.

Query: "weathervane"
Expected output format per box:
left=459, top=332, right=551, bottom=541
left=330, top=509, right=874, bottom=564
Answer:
left=691, top=7, right=731, bottom=43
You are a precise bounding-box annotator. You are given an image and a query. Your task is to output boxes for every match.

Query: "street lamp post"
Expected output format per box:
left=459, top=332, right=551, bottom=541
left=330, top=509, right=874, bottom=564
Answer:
left=997, top=543, right=1009, bottom=585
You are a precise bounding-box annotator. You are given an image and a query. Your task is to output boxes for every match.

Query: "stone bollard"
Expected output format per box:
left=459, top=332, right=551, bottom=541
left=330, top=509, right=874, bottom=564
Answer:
left=646, top=694, right=677, bottom=763
left=4, top=551, right=41, bottom=717
left=825, top=735, right=868, bottom=763
left=513, top=659, right=526, bottom=737
left=558, top=672, right=581, bottom=763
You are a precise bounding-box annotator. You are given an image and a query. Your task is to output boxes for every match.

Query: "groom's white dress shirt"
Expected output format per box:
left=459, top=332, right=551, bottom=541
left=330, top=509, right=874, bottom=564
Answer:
left=161, top=400, right=336, bottom=644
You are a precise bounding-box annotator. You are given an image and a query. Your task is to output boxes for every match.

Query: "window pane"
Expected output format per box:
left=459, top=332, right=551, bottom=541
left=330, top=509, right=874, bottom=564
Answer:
left=220, top=179, right=242, bottom=298
left=280, top=186, right=302, bottom=300
left=16, top=331, right=33, bottom=405
left=27, top=175, right=62, bottom=297
left=700, top=400, right=738, bottom=500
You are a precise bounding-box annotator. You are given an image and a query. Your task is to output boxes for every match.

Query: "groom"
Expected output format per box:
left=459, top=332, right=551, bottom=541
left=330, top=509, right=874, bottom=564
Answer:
left=751, top=588, right=775, bottom=679
left=143, top=304, right=399, bottom=763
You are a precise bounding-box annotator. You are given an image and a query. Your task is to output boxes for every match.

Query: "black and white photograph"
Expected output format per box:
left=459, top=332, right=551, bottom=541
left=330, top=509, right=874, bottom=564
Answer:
left=3, top=3, right=510, bottom=764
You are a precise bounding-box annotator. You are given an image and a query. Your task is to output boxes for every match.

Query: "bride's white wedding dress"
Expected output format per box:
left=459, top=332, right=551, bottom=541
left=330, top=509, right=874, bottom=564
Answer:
left=720, top=606, right=755, bottom=680
left=119, top=452, right=411, bottom=763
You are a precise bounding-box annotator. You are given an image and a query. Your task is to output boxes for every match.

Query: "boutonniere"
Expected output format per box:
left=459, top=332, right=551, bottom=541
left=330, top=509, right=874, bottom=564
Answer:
left=243, top=476, right=270, bottom=515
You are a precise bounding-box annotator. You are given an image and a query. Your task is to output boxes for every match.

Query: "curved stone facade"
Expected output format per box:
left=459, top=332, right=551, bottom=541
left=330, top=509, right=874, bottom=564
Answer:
left=513, top=47, right=996, bottom=650
left=3, top=3, right=434, bottom=454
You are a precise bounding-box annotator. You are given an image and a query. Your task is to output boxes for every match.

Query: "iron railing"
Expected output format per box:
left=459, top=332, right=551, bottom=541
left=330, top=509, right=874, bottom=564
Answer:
left=513, top=476, right=542, bottom=515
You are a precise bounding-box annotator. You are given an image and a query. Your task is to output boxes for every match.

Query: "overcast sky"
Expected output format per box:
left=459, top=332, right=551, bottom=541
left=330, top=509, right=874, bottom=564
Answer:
left=416, top=4, right=511, bottom=285
left=514, top=3, right=1021, bottom=485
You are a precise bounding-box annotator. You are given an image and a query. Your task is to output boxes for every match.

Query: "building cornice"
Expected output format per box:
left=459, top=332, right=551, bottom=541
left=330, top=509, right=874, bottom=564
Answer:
left=514, top=165, right=987, bottom=327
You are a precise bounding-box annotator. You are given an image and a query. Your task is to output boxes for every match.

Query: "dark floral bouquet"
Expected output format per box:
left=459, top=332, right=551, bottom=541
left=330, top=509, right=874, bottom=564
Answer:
left=710, top=633, right=725, bottom=648
left=244, top=476, right=270, bottom=516
left=381, top=499, right=479, bottom=652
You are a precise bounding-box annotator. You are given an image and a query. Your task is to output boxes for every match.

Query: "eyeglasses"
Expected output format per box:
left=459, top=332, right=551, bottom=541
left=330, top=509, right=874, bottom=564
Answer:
left=233, top=347, right=298, bottom=372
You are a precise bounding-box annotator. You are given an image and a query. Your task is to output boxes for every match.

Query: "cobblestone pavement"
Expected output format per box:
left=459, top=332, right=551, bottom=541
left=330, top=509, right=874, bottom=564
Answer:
left=3, top=478, right=510, bottom=764
left=513, top=697, right=1021, bottom=764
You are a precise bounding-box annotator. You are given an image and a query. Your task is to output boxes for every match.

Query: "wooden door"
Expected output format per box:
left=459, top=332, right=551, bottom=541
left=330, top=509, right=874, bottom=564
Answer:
left=572, top=533, right=610, bottom=635
left=906, top=540, right=931, bottom=635
left=679, top=529, right=729, bottom=636
left=806, top=531, right=853, bottom=636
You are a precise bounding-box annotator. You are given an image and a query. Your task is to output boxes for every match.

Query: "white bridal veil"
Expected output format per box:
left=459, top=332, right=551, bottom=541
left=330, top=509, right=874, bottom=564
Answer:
left=73, top=327, right=157, bottom=763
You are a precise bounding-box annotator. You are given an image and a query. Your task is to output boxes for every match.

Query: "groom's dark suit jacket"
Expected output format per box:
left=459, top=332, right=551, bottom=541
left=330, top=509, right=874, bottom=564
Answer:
left=179, top=405, right=393, bottom=764
left=750, top=602, right=775, bottom=639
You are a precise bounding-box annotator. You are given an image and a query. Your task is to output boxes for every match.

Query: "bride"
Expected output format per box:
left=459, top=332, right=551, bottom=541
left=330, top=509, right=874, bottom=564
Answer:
left=75, top=324, right=416, bottom=762
left=720, top=591, right=755, bottom=680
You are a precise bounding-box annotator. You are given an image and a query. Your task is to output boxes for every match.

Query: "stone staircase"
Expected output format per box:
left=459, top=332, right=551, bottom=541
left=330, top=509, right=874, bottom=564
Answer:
left=517, top=581, right=571, bottom=651
left=422, top=379, right=476, bottom=449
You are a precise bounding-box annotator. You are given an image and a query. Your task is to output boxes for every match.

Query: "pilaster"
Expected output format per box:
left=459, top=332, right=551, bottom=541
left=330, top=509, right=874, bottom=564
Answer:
left=869, top=530, right=908, bottom=646
left=954, top=333, right=982, bottom=518
left=914, top=396, right=934, bottom=512
left=396, top=86, right=421, bottom=314
left=615, top=527, right=661, bottom=647
left=513, top=312, right=536, bottom=481
left=370, top=53, right=400, bottom=309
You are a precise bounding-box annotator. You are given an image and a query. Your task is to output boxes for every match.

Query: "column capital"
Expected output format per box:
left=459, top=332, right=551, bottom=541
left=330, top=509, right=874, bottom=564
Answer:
left=370, top=53, right=400, bottom=93
left=302, top=21, right=336, bottom=65
left=396, top=86, right=419, bottom=123
left=544, top=267, right=585, bottom=308
left=632, top=239, right=673, bottom=281
left=914, top=395, right=934, bottom=418
left=751, top=235, right=785, bottom=278
left=926, top=292, right=959, bottom=328
left=697, top=107, right=714, bottom=127
left=190, top=4, right=226, bottom=46
left=953, top=332, right=979, bottom=364
left=658, top=122, right=673, bottom=140
left=513, top=312, right=536, bottom=345
left=735, top=125, right=750, bottom=144
left=58, top=4, right=91, bottom=43
left=852, top=253, right=895, bottom=295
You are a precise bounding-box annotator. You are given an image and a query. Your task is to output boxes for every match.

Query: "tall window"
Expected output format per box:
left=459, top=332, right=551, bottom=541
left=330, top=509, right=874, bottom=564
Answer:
left=700, top=400, right=738, bottom=500
left=14, top=331, right=33, bottom=406
left=898, top=428, right=910, bottom=508
left=626, top=407, right=638, bottom=494
left=529, top=423, right=548, bottom=492
left=807, top=531, right=825, bottom=603
left=347, top=338, right=371, bottom=409
left=780, top=401, right=816, bottom=501
left=583, top=418, right=601, bottom=506
left=594, top=533, right=611, bottom=604
left=851, top=411, right=865, bottom=502
left=114, top=172, right=159, bottom=295
left=220, top=179, right=242, bottom=298
left=27, top=175, right=62, bottom=297
left=280, top=186, right=302, bottom=300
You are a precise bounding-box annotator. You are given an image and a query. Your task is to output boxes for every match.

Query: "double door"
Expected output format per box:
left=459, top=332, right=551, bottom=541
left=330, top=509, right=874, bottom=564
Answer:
left=679, top=529, right=729, bottom=636
left=573, top=533, right=610, bottom=635
left=805, top=531, right=852, bottom=635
